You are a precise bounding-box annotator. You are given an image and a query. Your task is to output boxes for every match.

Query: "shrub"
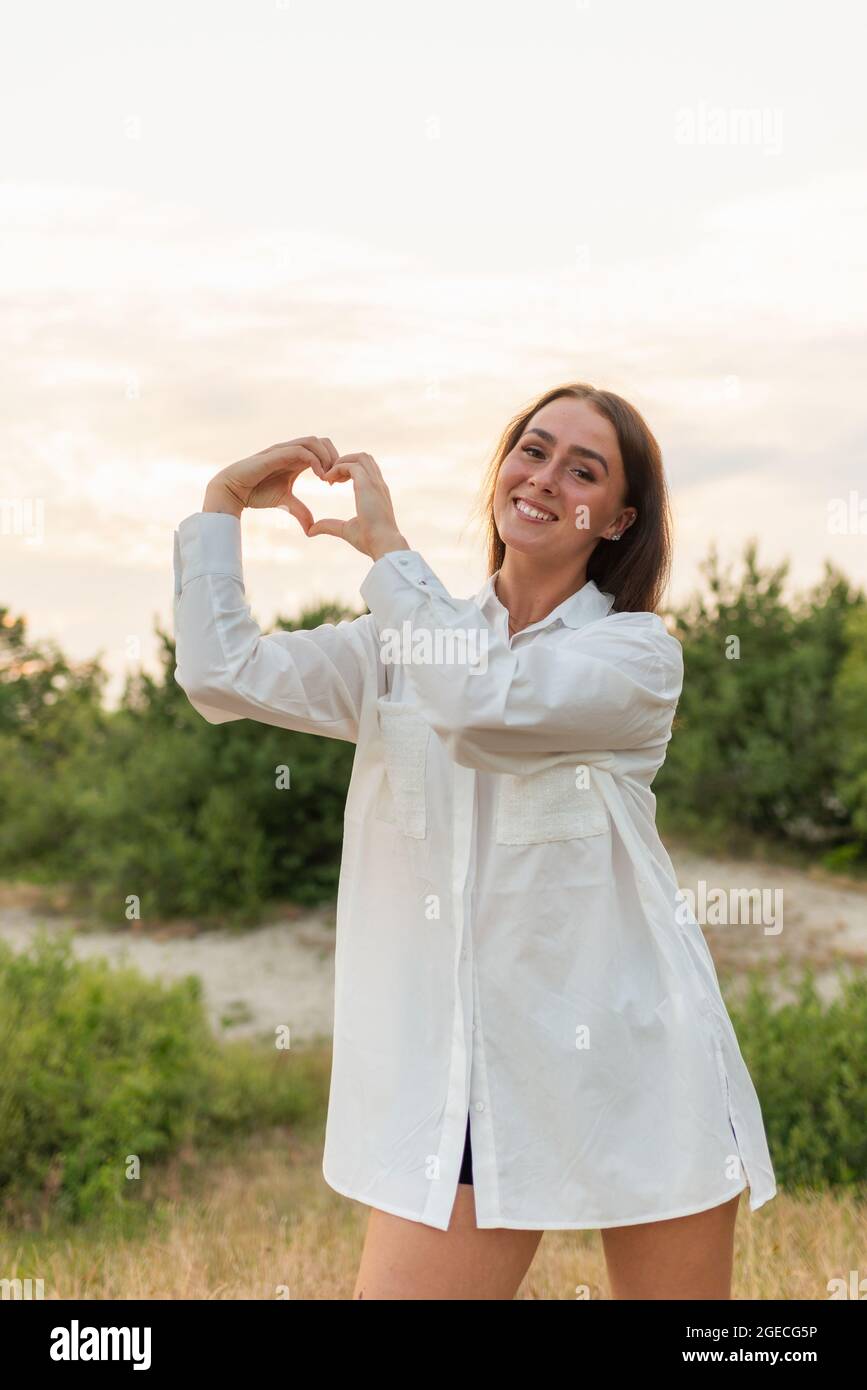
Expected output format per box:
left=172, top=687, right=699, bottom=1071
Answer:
left=0, top=932, right=323, bottom=1228
left=726, top=967, right=867, bottom=1192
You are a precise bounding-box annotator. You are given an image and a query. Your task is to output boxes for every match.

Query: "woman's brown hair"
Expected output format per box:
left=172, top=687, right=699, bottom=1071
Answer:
left=471, top=383, right=673, bottom=614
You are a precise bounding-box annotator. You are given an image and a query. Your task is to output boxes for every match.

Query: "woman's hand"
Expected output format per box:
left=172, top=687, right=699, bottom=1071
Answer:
left=203, top=440, right=409, bottom=562
left=203, top=437, right=339, bottom=531
left=307, top=453, right=409, bottom=561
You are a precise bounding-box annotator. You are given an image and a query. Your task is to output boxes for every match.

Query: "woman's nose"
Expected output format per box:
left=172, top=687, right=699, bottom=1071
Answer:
left=527, top=460, right=559, bottom=488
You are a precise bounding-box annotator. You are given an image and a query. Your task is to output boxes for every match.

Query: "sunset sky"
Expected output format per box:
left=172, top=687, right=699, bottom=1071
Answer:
left=2, top=0, right=865, bottom=705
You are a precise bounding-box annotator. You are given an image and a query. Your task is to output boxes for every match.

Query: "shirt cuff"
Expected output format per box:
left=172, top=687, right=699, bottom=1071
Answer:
left=359, top=549, right=451, bottom=627
left=174, top=511, right=244, bottom=597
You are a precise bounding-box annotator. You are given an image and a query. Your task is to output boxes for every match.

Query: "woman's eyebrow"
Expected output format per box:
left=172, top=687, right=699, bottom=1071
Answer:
left=523, top=427, right=610, bottom=476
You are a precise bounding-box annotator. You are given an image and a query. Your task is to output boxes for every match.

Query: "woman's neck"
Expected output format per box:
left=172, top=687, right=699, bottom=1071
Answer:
left=495, top=556, right=588, bottom=636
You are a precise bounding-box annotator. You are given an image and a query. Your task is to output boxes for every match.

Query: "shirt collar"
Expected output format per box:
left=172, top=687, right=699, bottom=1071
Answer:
left=472, top=570, right=616, bottom=636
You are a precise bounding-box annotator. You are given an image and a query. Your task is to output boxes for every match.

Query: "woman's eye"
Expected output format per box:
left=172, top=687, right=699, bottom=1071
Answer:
left=522, top=443, right=591, bottom=481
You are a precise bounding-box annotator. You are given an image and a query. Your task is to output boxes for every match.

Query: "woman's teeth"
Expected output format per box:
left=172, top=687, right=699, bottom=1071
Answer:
left=514, top=498, right=557, bottom=522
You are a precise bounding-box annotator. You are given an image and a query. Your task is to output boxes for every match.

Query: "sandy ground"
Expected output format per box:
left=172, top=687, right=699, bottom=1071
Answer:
left=669, top=841, right=867, bottom=1006
left=2, top=842, right=866, bottom=1043
left=0, top=889, right=337, bottom=1046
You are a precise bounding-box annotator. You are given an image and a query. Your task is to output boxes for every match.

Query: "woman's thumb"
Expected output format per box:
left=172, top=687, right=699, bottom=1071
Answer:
left=306, top=517, right=344, bottom=539
left=282, top=493, right=313, bottom=532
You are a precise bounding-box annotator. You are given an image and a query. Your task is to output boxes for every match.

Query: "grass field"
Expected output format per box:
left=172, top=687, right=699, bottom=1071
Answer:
left=2, top=1118, right=864, bottom=1300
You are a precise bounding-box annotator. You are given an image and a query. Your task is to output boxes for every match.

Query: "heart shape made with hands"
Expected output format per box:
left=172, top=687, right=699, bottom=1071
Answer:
left=276, top=452, right=400, bottom=557
left=275, top=456, right=354, bottom=535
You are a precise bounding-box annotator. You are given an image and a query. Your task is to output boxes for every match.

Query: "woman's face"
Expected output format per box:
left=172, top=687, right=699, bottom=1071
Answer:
left=493, top=397, right=635, bottom=564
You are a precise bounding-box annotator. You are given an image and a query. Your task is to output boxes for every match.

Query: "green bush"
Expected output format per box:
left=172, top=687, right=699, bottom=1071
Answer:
left=829, top=605, right=867, bottom=850
left=656, top=541, right=865, bottom=861
left=0, top=604, right=356, bottom=925
left=726, top=968, right=867, bottom=1192
left=0, top=933, right=323, bottom=1228
left=3, top=546, right=867, bottom=926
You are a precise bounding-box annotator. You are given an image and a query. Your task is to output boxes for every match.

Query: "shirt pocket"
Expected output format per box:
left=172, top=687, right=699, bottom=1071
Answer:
left=495, top=761, right=609, bottom=845
left=374, top=697, right=430, bottom=839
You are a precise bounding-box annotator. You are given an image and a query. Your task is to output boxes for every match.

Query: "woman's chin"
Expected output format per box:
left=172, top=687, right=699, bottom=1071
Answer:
left=499, top=519, right=558, bottom=552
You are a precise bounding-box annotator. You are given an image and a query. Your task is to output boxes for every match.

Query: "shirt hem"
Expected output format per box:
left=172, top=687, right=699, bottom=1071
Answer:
left=323, top=1170, right=776, bottom=1232
left=475, top=1179, right=774, bottom=1229
left=321, top=1166, right=456, bottom=1231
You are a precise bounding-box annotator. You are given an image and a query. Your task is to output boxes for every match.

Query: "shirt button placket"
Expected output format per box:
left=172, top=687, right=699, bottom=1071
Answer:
left=448, top=762, right=477, bottom=1221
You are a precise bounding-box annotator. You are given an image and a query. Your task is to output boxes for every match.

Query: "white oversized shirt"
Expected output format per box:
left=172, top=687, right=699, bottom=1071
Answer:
left=172, top=510, right=777, bottom=1230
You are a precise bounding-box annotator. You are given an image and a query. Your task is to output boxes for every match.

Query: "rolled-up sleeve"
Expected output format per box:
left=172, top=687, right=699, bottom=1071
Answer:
left=359, top=549, right=683, bottom=774
left=173, top=511, right=374, bottom=741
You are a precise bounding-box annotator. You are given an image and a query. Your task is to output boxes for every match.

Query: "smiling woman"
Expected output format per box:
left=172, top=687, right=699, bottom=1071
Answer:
left=473, top=382, right=674, bottom=626
left=172, top=382, right=776, bottom=1301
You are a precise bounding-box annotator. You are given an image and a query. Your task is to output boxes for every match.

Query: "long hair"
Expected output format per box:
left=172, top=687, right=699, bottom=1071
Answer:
left=470, top=383, right=673, bottom=614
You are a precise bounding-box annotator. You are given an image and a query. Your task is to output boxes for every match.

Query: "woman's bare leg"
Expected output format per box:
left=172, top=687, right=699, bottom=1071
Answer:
left=352, top=1185, right=544, bottom=1300
left=600, top=1190, right=742, bottom=1299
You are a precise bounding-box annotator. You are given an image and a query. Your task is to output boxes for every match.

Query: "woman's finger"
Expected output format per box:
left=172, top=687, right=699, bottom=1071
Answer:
left=264, top=438, right=334, bottom=480
left=252, top=442, right=324, bottom=480
left=291, top=438, right=332, bottom=480
left=280, top=489, right=314, bottom=533
left=323, top=453, right=377, bottom=486
left=319, top=437, right=340, bottom=469
left=307, top=515, right=348, bottom=540
left=301, top=436, right=339, bottom=478
left=331, top=452, right=373, bottom=467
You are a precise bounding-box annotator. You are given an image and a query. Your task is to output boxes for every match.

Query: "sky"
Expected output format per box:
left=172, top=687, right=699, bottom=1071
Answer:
left=1, top=0, right=865, bottom=705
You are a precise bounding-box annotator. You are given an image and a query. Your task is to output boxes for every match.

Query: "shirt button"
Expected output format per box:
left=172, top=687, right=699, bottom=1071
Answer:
left=474, top=1100, right=485, bottom=1112
left=398, top=557, right=410, bottom=566
left=471, top=1022, right=477, bottom=1033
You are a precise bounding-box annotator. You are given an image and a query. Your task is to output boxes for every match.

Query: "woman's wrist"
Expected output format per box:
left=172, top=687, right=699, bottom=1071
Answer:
left=369, top=531, right=410, bottom=562
left=203, top=481, right=244, bottom=518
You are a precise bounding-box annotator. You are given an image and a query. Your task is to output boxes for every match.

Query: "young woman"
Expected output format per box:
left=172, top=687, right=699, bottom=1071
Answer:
left=173, top=382, right=777, bottom=1300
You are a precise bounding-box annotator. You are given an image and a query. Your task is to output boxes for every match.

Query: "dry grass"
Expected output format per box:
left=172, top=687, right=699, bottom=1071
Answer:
left=1, top=1127, right=863, bottom=1300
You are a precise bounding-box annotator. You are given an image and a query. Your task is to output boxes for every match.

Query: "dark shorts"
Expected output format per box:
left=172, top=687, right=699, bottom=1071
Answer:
left=458, top=1111, right=473, bottom=1184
